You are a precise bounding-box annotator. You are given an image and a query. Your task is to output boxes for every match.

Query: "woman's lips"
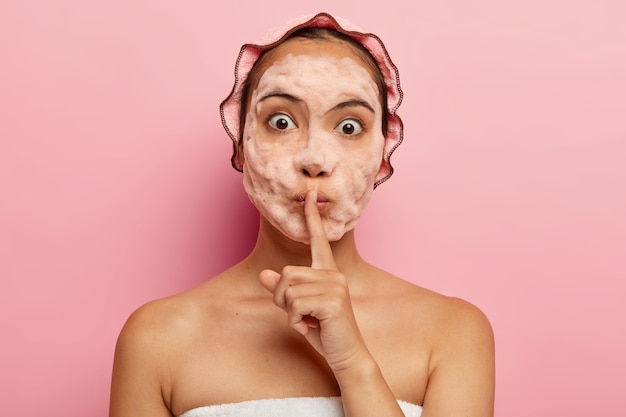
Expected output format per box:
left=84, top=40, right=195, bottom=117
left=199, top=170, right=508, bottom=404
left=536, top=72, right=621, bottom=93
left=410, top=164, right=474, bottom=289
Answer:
left=295, top=190, right=330, bottom=211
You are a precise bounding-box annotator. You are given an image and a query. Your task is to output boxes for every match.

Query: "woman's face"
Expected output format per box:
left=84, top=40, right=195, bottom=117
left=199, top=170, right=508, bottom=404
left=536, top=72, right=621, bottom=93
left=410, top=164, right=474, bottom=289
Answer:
left=241, top=37, right=385, bottom=244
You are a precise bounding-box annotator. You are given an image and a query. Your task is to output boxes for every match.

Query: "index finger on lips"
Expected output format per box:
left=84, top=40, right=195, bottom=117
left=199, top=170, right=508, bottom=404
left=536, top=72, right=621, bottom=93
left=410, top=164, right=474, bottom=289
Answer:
left=305, top=190, right=337, bottom=270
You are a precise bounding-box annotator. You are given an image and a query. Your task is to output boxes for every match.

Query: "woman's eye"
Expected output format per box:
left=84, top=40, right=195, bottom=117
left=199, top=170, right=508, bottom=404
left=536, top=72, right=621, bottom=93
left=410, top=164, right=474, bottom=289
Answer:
left=268, top=114, right=296, bottom=131
left=335, top=119, right=363, bottom=136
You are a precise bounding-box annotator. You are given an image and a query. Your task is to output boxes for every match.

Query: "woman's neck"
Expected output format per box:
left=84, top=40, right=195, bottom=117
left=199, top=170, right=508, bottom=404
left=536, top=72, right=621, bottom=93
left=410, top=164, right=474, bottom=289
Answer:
left=245, top=216, right=365, bottom=276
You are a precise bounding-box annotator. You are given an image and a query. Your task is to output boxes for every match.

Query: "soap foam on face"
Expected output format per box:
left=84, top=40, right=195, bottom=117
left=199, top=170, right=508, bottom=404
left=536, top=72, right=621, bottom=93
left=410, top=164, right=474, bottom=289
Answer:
left=242, top=46, right=385, bottom=244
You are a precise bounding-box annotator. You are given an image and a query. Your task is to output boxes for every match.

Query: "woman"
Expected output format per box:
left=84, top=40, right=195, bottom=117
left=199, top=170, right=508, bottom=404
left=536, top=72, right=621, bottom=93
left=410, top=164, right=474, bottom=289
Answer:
left=109, top=12, right=495, bottom=417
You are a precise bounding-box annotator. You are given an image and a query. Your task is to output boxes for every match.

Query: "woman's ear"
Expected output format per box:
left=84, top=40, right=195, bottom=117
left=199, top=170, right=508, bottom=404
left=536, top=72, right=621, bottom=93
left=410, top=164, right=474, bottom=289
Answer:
left=236, top=140, right=245, bottom=168
left=230, top=139, right=245, bottom=171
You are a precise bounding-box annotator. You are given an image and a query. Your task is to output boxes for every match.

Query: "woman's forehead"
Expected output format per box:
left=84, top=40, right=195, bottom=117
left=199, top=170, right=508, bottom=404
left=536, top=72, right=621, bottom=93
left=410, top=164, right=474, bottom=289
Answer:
left=252, top=38, right=380, bottom=100
left=254, top=37, right=380, bottom=87
left=256, top=57, right=378, bottom=102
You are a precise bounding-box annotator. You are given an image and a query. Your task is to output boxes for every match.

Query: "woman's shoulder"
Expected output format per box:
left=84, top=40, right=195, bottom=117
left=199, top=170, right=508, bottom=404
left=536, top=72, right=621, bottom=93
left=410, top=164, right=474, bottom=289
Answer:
left=380, top=274, right=496, bottom=412
left=119, top=272, right=238, bottom=339
left=366, top=267, right=493, bottom=346
left=114, top=291, right=201, bottom=364
left=117, top=263, right=266, bottom=348
left=404, top=278, right=490, bottom=329
left=420, top=289, right=493, bottom=352
left=390, top=274, right=495, bottom=373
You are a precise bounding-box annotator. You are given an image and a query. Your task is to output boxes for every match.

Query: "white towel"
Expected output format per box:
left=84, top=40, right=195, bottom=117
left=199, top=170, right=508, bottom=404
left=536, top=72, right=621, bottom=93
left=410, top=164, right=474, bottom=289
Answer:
left=178, top=396, right=422, bottom=417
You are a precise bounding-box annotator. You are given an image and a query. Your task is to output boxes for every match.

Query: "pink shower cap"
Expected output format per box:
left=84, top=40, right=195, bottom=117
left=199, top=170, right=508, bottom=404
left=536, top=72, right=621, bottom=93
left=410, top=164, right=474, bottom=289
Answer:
left=220, top=12, right=404, bottom=187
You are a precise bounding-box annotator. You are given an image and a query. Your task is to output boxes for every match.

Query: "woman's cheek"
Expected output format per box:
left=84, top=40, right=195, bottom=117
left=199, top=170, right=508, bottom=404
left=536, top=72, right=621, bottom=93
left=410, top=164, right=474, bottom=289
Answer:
left=245, top=140, right=290, bottom=185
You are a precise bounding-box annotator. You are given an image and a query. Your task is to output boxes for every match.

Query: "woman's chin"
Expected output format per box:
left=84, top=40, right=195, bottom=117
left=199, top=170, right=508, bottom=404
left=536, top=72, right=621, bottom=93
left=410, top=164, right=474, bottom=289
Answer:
left=279, top=224, right=351, bottom=245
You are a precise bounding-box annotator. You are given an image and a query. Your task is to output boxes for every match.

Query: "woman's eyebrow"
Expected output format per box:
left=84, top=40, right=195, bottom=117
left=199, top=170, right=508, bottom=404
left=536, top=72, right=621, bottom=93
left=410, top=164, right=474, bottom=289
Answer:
left=327, top=99, right=376, bottom=114
left=257, top=93, right=375, bottom=115
left=257, top=91, right=302, bottom=104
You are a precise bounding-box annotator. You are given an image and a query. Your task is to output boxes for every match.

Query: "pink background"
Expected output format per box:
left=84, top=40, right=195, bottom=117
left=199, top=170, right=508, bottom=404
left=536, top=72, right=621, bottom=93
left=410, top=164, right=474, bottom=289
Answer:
left=1, top=1, right=625, bottom=416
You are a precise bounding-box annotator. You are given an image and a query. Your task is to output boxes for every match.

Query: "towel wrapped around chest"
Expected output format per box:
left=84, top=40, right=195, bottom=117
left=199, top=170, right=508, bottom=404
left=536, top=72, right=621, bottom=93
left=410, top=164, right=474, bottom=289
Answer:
left=178, top=396, right=422, bottom=417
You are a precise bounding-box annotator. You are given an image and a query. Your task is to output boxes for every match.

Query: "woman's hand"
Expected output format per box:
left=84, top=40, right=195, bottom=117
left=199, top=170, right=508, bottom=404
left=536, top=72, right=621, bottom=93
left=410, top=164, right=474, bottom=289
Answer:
left=259, top=190, right=368, bottom=374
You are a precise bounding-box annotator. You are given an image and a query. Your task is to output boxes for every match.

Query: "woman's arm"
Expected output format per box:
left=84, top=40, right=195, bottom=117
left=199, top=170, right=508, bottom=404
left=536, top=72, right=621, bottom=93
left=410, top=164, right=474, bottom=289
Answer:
left=422, top=299, right=496, bottom=417
left=109, top=304, right=174, bottom=417
left=259, top=191, right=406, bottom=417
left=334, top=352, right=408, bottom=417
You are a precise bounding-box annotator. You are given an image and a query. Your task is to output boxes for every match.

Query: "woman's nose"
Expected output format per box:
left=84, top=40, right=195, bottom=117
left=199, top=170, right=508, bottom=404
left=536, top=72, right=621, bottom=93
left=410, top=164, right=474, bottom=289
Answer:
left=293, top=130, right=337, bottom=178
left=302, top=164, right=327, bottom=178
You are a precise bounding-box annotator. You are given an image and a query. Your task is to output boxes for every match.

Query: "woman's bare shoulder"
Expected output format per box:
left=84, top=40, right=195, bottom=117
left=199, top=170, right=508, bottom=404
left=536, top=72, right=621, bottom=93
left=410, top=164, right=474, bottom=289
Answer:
left=111, top=271, right=248, bottom=415
left=118, top=271, right=241, bottom=343
left=380, top=275, right=496, bottom=414
left=386, top=273, right=495, bottom=375
left=367, top=267, right=493, bottom=343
